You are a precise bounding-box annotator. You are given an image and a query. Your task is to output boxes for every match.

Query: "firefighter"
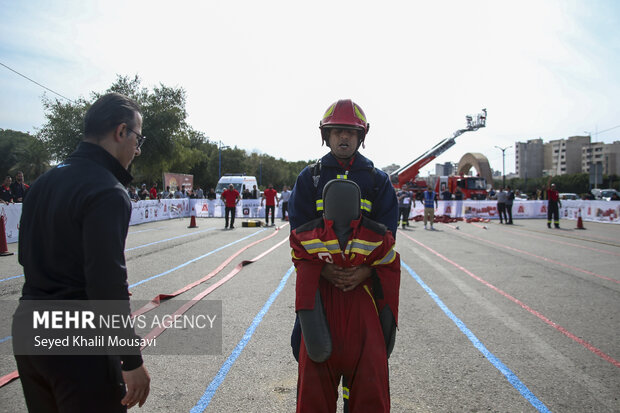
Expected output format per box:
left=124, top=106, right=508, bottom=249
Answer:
left=288, top=99, right=398, bottom=236
left=546, top=182, right=561, bottom=228
left=397, top=183, right=414, bottom=229
left=291, top=179, right=399, bottom=412
left=288, top=99, right=399, bottom=409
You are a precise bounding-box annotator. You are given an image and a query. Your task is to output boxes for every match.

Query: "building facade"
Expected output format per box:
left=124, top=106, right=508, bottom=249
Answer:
left=515, top=138, right=544, bottom=179
left=582, top=140, right=620, bottom=176
left=516, top=135, right=620, bottom=178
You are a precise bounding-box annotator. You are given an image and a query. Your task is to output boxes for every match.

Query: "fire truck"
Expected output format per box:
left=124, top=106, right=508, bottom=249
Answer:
left=389, top=109, right=487, bottom=199
left=435, top=175, right=488, bottom=200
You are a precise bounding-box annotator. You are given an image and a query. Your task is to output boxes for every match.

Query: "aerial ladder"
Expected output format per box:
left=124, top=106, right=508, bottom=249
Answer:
left=390, top=109, right=487, bottom=188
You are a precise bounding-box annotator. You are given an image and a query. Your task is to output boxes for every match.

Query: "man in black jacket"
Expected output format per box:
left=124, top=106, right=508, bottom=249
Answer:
left=13, top=93, right=150, bottom=412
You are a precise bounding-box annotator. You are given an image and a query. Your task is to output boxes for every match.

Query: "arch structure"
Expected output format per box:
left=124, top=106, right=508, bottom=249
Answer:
left=457, top=152, right=493, bottom=187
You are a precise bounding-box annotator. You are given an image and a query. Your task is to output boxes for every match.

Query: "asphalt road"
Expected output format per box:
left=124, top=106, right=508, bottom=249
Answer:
left=0, top=216, right=618, bottom=412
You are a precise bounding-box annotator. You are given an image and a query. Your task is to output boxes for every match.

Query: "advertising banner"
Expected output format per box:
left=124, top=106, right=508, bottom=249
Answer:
left=4, top=200, right=618, bottom=244
left=1, top=203, right=22, bottom=244
left=163, top=173, right=193, bottom=192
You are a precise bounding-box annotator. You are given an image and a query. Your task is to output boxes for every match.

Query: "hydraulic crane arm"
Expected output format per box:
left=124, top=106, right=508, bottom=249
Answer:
left=390, top=109, right=487, bottom=187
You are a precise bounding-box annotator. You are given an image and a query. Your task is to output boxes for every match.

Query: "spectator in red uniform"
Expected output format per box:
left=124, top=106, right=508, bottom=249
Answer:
left=546, top=181, right=561, bottom=229
left=261, top=183, right=279, bottom=226
left=221, top=184, right=240, bottom=229
left=1, top=176, right=13, bottom=204
left=149, top=183, right=157, bottom=200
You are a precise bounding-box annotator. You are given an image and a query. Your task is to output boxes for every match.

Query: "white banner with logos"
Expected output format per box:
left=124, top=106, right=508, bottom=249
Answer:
left=1, top=202, right=22, bottom=245
left=3, top=200, right=618, bottom=244
left=408, top=200, right=620, bottom=223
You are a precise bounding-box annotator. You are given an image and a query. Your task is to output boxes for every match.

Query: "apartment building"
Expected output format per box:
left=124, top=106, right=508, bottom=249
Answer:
left=582, top=140, right=620, bottom=175
left=435, top=162, right=456, bottom=176
left=546, top=136, right=590, bottom=176
left=516, top=135, right=620, bottom=177
left=515, top=138, right=544, bottom=179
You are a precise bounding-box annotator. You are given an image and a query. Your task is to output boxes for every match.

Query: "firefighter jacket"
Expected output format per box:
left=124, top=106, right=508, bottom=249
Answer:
left=288, top=152, right=399, bottom=236
left=290, top=215, right=400, bottom=325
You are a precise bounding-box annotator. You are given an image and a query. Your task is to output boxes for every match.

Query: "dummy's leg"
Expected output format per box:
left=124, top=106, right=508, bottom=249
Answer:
left=296, top=339, right=339, bottom=413
left=343, top=289, right=390, bottom=412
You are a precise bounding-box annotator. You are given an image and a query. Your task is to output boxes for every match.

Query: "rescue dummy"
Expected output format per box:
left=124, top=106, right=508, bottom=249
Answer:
left=290, top=179, right=400, bottom=412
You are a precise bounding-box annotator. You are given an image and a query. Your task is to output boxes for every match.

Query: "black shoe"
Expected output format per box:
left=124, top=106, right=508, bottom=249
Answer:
left=554, top=225, right=559, bottom=229
left=547, top=224, right=551, bottom=229
left=225, top=225, right=228, bottom=229
left=230, top=225, right=235, bottom=229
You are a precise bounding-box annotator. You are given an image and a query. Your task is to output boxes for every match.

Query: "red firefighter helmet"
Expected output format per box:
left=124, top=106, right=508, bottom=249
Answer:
left=319, top=99, right=370, bottom=145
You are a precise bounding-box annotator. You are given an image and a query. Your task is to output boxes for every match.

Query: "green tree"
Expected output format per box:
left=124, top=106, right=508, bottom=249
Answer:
left=37, top=75, right=196, bottom=185
left=34, top=74, right=327, bottom=192
left=0, top=129, right=51, bottom=181
left=38, top=96, right=88, bottom=162
left=13, top=138, right=51, bottom=180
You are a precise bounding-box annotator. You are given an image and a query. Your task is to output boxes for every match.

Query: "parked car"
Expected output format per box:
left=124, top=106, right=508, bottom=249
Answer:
left=559, top=193, right=579, bottom=200
left=600, top=189, right=620, bottom=201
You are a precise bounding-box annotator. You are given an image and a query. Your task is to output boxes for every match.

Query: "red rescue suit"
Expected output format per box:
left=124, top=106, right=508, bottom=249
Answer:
left=291, top=215, right=400, bottom=412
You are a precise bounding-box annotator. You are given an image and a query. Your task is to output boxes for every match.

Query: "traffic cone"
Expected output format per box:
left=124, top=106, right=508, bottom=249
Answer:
left=188, top=207, right=198, bottom=228
left=0, top=216, right=14, bottom=256
left=575, top=208, right=586, bottom=230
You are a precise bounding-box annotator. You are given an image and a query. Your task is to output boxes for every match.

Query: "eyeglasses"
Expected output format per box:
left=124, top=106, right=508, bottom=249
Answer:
left=126, top=127, right=146, bottom=149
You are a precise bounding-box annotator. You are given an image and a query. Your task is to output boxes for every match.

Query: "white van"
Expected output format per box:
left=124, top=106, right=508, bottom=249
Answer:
left=215, top=174, right=258, bottom=196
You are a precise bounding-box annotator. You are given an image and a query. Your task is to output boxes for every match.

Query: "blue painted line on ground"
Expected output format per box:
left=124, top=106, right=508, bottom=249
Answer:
left=127, top=227, right=163, bottom=234
left=401, top=260, right=551, bottom=413
left=0, top=274, right=24, bottom=283
left=0, top=335, right=12, bottom=344
left=129, top=229, right=267, bottom=289
left=0, top=228, right=218, bottom=283
left=125, top=227, right=216, bottom=251
left=0, top=229, right=268, bottom=345
left=190, top=265, right=295, bottom=413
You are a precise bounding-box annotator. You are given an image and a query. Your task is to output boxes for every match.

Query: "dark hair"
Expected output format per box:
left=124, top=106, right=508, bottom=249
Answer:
left=84, top=93, right=141, bottom=140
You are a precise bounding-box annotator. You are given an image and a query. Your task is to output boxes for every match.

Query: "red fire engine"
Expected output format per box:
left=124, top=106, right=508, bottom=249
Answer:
left=435, top=175, right=488, bottom=200
left=390, top=109, right=487, bottom=199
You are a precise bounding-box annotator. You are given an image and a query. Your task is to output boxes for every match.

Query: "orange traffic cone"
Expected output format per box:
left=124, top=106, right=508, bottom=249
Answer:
left=188, top=207, right=198, bottom=228
left=575, top=208, right=586, bottom=230
left=0, top=216, right=14, bottom=256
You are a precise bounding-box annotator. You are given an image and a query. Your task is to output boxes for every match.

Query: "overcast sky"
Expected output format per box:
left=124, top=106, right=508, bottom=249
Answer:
left=1, top=0, right=619, bottom=177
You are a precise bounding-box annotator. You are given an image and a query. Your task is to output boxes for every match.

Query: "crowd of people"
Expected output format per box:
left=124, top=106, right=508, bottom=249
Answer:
left=125, top=183, right=218, bottom=201
left=1, top=171, right=30, bottom=204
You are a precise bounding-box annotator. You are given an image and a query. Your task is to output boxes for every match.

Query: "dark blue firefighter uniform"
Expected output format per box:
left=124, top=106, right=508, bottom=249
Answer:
left=288, top=151, right=398, bottom=360
left=289, top=152, right=398, bottom=235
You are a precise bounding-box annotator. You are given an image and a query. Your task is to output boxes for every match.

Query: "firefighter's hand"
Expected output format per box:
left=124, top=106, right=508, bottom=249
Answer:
left=340, top=265, right=372, bottom=292
left=121, top=364, right=150, bottom=409
left=320, top=263, right=349, bottom=289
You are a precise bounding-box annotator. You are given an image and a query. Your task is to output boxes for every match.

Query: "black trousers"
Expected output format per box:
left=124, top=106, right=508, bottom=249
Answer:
left=265, top=205, right=275, bottom=224
left=225, top=206, right=236, bottom=227
left=505, top=203, right=513, bottom=224
left=14, top=354, right=126, bottom=413
left=399, top=207, right=410, bottom=227
left=281, top=202, right=288, bottom=220
left=497, top=202, right=507, bottom=222
left=548, top=201, right=560, bottom=226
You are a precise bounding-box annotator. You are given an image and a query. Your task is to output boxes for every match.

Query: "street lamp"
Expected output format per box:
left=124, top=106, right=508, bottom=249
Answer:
left=218, top=141, right=230, bottom=179
left=495, top=145, right=511, bottom=188
left=584, top=131, right=599, bottom=190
